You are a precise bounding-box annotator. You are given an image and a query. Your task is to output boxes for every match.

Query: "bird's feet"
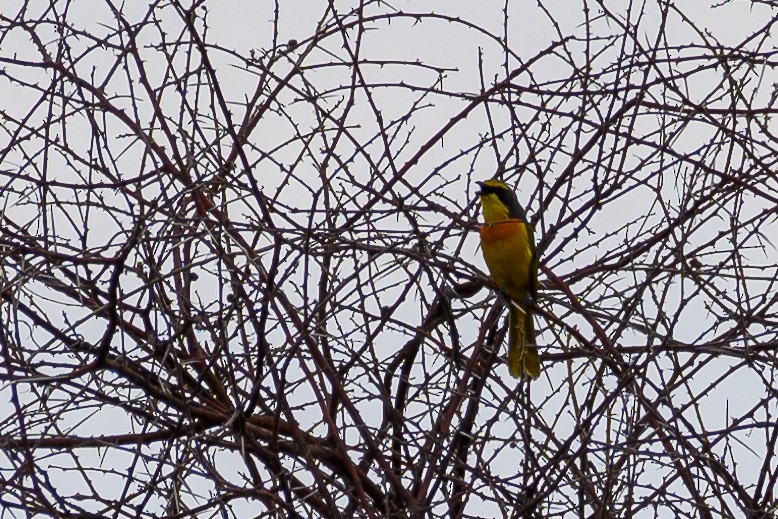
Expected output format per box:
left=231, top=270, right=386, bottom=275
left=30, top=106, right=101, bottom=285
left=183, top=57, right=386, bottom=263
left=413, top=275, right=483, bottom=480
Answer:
left=497, top=286, right=513, bottom=305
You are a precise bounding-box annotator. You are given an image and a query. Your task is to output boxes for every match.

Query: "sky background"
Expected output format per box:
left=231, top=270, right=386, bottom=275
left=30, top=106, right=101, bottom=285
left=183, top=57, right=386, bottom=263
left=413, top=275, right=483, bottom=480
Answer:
left=2, top=0, right=778, bottom=517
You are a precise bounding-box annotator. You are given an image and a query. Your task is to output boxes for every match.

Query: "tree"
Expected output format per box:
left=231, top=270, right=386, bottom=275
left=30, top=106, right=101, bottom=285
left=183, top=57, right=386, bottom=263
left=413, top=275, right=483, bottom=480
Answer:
left=2, top=1, right=778, bottom=517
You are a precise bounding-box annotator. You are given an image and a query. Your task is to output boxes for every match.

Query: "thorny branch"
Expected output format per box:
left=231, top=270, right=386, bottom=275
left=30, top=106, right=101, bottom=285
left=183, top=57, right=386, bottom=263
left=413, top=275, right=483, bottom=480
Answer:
left=2, top=1, right=778, bottom=517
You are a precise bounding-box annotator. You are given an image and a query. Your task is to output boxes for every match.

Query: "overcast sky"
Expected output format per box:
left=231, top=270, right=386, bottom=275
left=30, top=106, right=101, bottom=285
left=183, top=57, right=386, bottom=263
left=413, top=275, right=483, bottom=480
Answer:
left=2, top=1, right=778, bottom=517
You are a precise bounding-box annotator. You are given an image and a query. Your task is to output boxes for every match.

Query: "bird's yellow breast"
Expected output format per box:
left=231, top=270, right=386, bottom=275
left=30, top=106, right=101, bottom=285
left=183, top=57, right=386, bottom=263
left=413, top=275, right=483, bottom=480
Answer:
left=480, top=220, right=533, bottom=300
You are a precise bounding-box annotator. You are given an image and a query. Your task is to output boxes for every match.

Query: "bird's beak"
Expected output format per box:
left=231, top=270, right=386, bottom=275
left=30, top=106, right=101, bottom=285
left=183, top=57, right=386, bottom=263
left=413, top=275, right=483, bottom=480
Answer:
left=475, top=181, right=484, bottom=195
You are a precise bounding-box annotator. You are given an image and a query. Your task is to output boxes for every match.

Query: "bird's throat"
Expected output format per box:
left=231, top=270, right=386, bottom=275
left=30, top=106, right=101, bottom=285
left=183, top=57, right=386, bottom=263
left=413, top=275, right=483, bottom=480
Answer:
left=480, top=193, right=511, bottom=224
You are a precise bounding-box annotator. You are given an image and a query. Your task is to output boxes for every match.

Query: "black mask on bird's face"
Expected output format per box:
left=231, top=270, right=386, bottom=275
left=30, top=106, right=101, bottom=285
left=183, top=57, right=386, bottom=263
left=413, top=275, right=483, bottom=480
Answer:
left=477, top=180, right=528, bottom=222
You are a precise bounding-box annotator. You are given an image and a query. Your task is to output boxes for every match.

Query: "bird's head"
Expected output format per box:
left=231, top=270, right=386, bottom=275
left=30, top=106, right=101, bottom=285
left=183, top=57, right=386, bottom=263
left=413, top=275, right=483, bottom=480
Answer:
left=477, top=179, right=527, bottom=223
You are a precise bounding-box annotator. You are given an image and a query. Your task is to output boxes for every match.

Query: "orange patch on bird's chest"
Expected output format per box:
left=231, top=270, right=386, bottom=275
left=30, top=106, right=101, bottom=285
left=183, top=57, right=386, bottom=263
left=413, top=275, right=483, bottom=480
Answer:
left=480, top=220, right=533, bottom=296
left=479, top=220, right=527, bottom=245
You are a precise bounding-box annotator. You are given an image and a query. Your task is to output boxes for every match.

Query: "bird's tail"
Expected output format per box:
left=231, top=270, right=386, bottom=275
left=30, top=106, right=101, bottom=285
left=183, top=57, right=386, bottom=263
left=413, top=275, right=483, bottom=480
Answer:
left=508, top=304, right=540, bottom=379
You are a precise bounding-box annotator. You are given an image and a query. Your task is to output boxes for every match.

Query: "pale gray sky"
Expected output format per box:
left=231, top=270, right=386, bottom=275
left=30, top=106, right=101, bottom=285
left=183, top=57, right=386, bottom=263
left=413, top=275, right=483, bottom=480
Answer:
left=2, top=1, right=777, bottom=517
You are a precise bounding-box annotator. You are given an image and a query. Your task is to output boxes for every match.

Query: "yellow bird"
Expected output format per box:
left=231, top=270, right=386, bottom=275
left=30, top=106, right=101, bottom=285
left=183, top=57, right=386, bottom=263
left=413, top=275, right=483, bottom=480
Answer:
left=477, top=179, right=540, bottom=379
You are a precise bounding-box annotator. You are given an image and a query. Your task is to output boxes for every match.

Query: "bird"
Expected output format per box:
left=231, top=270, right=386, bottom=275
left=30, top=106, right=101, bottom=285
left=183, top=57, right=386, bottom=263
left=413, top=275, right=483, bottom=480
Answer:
left=476, top=179, right=540, bottom=379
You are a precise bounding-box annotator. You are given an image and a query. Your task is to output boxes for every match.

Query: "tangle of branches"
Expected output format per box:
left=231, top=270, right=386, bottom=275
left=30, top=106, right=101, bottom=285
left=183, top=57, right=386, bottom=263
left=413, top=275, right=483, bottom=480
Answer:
left=2, top=1, right=778, bottom=517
